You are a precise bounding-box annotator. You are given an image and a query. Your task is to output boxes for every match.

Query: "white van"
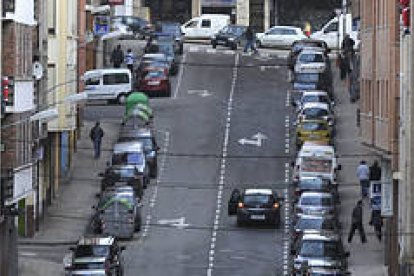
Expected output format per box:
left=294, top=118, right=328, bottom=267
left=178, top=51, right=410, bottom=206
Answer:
left=83, top=68, right=132, bottom=104
left=293, top=142, right=341, bottom=185
left=311, top=13, right=359, bottom=50
left=181, top=14, right=230, bottom=40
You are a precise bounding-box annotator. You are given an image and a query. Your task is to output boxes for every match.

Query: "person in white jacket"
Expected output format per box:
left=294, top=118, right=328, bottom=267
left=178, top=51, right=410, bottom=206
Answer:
left=125, top=48, right=135, bottom=73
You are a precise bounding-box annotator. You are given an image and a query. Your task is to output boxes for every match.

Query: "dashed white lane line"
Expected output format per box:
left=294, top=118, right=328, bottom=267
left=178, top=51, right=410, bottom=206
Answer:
left=140, top=131, right=171, bottom=240
left=173, top=53, right=186, bottom=99
left=283, top=108, right=291, bottom=275
left=207, top=53, right=239, bottom=276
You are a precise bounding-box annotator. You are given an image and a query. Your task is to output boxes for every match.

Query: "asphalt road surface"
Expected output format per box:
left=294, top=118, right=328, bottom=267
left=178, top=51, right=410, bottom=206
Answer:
left=83, top=44, right=293, bottom=276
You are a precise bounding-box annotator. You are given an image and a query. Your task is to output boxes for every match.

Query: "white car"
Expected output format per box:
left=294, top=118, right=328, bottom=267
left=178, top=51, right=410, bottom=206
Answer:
left=297, top=102, right=334, bottom=126
left=294, top=49, right=327, bottom=74
left=256, top=26, right=306, bottom=48
left=293, top=91, right=333, bottom=111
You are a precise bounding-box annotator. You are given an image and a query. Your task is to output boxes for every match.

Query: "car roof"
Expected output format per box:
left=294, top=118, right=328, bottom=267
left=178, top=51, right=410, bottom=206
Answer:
left=300, top=191, right=333, bottom=198
left=302, top=91, right=329, bottom=96
left=84, top=68, right=130, bottom=77
left=299, top=49, right=325, bottom=56
left=77, top=236, right=115, bottom=246
left=302, top=232, right=341, bottom=241
left=244, top=189, right=273, bottom=195
left=143, top=53, right=167, bottom=59
left=302, top=102, right=330, bottom=109
left=113, top=141, right=144, bottom=153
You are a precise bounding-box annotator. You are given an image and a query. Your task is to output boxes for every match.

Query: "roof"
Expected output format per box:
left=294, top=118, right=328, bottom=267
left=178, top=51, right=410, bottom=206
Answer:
left=113, top=141, right=144, bottom=153
left=244, top=189, right=273, bottom=195
left=78, top=236, right=114, bottom=246
left=302, top=102, right=329, bottom=110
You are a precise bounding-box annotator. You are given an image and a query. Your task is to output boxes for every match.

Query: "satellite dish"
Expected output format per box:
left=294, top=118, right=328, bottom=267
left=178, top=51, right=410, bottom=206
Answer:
left=33, top=62, right=44, bottom=80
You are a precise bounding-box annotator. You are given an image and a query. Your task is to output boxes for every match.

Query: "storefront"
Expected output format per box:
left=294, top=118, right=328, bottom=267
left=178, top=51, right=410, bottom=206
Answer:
left=201, top=0, right=236, bottom=22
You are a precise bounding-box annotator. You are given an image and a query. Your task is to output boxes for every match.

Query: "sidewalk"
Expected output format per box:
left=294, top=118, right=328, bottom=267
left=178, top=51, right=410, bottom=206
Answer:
left=334, top=68, right=387, bottom=275
left=18, top=120, right=120, bottom=276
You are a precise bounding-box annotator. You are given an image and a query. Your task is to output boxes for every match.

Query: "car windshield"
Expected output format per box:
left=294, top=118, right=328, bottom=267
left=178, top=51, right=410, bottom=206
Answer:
left=112, top=152, right=144, bottom=166
left=300, top=240, right=339, bottom=257
left=74, top=245, right=109, bottom=258
left=296, top=217, right=323, bottom=230
left=295, top=73, right=320, bottom=83
left=302, top=95, right=329, bottom=104
left=299, top=53, right=324, bottom=63
left=300, top=121, right=327, bottom=131
left=300, top=195, right=333, bottom=206
left=298, top=178, right=327, bottom=190
left=221, top=25, right=245, bottom=35
left=244, top=194, right=272, bottom=205
left=303, top=108, right=329, bottom=117
left=301, top=158, right=333, bottom=173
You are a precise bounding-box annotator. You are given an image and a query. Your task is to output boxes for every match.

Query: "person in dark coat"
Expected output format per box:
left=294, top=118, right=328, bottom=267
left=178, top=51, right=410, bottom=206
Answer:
left=369, top=160, right=382, bottom=181
left=348, top=200, right=367, bottom=243
left=370, top=209, right=383, bottom=241
left=243, top=26, right=258, bottom=54
left=111, top=44, right=124, bottom=68
left=90, top=121, right=104, bottom=159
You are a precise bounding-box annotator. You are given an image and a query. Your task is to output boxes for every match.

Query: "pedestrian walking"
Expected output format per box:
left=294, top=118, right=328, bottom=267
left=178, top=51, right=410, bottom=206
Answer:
left=370, top=209, right=383, bottom=241
left=369, top=160, right=382, bottom=181
left=243, top=26, right=258, bottom=54
left=339, top=53, right=349, bottom=80
left=356, top=160, right=370, bottom=198
left=348, top=200, right=367, bottom=243
left=110, top=44, right=124, bottom=68
left=342, top=34, right=355, bottom=61
left=90, top=121, right=104, bottom=159
left=125, top=48, right=135, bottom=73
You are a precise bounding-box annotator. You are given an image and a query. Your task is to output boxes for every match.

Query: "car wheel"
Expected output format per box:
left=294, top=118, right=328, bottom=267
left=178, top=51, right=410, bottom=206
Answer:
left=117, top=93, right=127, bottom=104
left=231, top=43, right=237, bottom=50
left=212, top=42, right=217, bottom=49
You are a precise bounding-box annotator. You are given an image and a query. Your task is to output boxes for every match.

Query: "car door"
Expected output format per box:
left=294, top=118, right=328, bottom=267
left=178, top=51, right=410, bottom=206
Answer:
left=262, top=27, right=281, bottom=46
left=320, top=21, right=339, bottom=49
left=228, top=189, right=241, bottom=215
left=183, top=19, right=199, bottom=38
left=200, top=19, right=212, bottom=38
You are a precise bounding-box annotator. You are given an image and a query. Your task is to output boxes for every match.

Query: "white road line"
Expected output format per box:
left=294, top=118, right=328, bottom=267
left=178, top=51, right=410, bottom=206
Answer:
left=207, top=53, right=239, bottom=276
left=173, top=53, right=186, bottom=99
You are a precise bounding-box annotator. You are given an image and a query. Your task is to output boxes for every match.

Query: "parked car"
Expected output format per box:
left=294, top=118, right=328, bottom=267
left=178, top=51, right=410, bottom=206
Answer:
left=211, top=25, right=247, bottom=50
left=83, top=69, right=132, bottom=104
left=118, top=127, right=159, bottom=178
left=144, top=42, right=179, bottom=75
left=100, top=165, right=144, bottom=199
left=295, top=119, right=333, bottom=149
left=64, top=236, right=125, bottom=276
left=181, top=14, right=230, bottom=39
left=256, top=26, right=307, bottom=48
left=111, top=141, right=150, bottom=188
left=155, top=22, right=184, bottom=54
left=293, top=177, right=338, bottom=203
left=228, top=188, right=283, bottom=227
left=138, top=67, right=171, bottom=97
left=295, top=192, right=337, bottom=219
left=92, top=186, right=142, bottom=236
left=291, top=90, right=333, bottom=112
left=288, top=39, right=329, bottom=70
left=292, top=233, right=349, bottom=273
left=137, top=53, right=170, bottom=80
left=293, top=71, right=333, bottom=97
left=297, top=102, right=334, bottom=126
left=294, top=49, right=330, bottom=74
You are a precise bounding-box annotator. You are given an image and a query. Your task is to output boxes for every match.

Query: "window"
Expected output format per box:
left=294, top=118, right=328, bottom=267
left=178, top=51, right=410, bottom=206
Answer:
left=48, top=0, right=56, bottom=34
left=85, top=77, right=100, bottom=86
left=201, top=20, right=211, bottom=28
left=268, top=28, right=282, bottom=35
left=103, top=73, right=129, bottom=85
left=185, top=20, right=198, bottom=28
left=282, top=29, right=297, bottom=35
left=324, top=22, right=338, bottom=33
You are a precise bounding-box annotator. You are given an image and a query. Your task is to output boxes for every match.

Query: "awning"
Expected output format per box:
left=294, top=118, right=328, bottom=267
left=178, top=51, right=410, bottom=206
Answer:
left=30, top=108, right=58, bottom=122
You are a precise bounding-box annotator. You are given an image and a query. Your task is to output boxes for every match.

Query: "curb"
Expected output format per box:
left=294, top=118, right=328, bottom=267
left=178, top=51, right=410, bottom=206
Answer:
left=18, top=240, right=77, bottom=246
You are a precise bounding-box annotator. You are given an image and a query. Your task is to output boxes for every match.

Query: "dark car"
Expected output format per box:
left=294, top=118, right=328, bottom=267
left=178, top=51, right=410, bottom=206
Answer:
left=144, top=42, right=179, bottom=75
left=137, top=53, right=170, bottom=80
left=211, top=25, right=247, bottom=50
left=111, top=16, right=152, bottom=38
left=288, top=39, right=329, bottom=70
left=91, top=186, right=142, bottom=235
left=228, top=188, right=282, bottom=227
left=154, top=22, right=184, bottom=54
left=118, top=127, right=159, bottom=178
left=64, top=236, right=125, bottom=276
left=293, top=72, right=333, bottom=96
left=292, top=233, right=349, bottom=273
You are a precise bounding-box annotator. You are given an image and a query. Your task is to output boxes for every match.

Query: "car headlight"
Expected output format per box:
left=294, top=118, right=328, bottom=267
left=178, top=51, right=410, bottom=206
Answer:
left=228, top=37, right=235, bottom=41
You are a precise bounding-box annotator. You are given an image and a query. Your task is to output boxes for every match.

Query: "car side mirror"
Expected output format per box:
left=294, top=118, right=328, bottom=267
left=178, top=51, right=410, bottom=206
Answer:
left=120, top=245, right=126, bottom=251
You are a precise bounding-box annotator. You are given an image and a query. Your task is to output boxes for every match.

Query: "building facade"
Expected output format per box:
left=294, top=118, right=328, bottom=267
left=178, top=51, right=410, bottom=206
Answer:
left=359, top=0, right=400, bottom=274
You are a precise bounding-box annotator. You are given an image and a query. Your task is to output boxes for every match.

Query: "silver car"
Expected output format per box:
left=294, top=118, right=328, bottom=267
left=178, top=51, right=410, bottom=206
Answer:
left=295, top=192, right=337, bottom=219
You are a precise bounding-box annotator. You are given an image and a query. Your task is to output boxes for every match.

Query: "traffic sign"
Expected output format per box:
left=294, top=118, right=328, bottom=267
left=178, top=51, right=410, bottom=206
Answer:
left=93, top=16, right=110, bottom=36
left=381, top=182, right=393, bottom=217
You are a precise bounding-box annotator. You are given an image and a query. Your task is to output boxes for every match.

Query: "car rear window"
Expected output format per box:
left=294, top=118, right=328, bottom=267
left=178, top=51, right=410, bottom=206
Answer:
left=112, top=152, right=144, bottom=166
left=300, top=121, right=327, bottom=131
left=299, top=53, right=324, bottom=63
left=302, top=95, right=329, bottom=104
left=303, top=108, right=329, bottom=117
left=103, top=73, right=129, bottom=85
left=299, top=240, right=339, bottom=257
left=295, top=73, right=320, bottom=83
left=298, top=178, right=327, bottom=190
left=296, top=217, right=323, bottom=230
left=301, top=159, right=332, bottom=173
left=300, top=195, right=333, bottom=206
left=244, top=194, right=272, bottom=205
left=74, top=245, right=109, bottom=258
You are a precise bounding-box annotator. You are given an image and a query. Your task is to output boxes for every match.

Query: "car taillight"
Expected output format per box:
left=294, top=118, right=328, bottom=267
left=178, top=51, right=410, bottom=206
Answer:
left=238, top=202, right=244, bottom=208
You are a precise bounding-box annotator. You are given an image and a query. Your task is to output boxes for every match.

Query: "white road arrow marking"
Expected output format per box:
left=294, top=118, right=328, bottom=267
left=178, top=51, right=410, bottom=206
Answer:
left=157, top=217, right=189, bottom=229
left=238, top=132, right=268, bottom=147
left=188, top=89, right=212, bottom=97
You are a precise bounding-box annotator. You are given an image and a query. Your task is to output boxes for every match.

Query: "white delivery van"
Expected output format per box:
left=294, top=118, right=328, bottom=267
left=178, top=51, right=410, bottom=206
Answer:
left=311, top=13, right=359, bottom=50
left=181, top=14, right=230, bottom=40
left=292, top=142, right=341, bottom=185
left=83, top=68, right=132, bottom=104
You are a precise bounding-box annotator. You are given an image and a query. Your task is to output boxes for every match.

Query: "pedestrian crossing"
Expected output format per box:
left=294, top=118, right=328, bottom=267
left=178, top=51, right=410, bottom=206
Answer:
left=186, top=45, right=288, bottom=59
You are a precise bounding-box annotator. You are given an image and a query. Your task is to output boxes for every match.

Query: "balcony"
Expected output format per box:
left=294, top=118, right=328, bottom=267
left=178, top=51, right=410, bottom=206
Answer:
left=2, top=0, right=36, bottom=26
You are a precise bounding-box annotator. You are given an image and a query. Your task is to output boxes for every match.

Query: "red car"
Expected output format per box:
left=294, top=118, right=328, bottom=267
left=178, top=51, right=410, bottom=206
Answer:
left=139, top=68, right=171, bottom=97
